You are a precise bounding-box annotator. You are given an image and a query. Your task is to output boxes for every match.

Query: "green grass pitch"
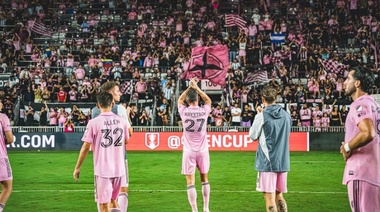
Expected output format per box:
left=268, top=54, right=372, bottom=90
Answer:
left=4, top=151, right=350, bottom=211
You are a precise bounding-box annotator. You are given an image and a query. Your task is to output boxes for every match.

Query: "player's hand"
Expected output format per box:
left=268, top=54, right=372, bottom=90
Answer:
left=340, top=142, right=351, bottom=161
left=73, top=168, right=80, bottom=182
left=256, top=106, right=263, bottom=113
left=190, top=77, right=199, bottom=89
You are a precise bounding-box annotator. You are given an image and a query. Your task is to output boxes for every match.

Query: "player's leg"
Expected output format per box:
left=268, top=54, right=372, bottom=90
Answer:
left=186, top=174, right=198, bottom=212
left=0, top=158, right=13, bottom=212
left=110, top=176, right=122, bottom=211
left=275, top=172, right=288, bottom=212
left=198, top=151, right=211, bottom=212
left=118, top=158, right=129, bottom=212
left=99, top=203, right=110, bottom=212
left=263, top=192, right=277, bottom=212
left=256, top=172, right=278, bottom=212
left=95, top=176, right=113, bottom=212
left=182, top=151, right=198, bottom=212
left=0, top=180, right=12, bottom=212
left=275, top=192, right=287, bottom=212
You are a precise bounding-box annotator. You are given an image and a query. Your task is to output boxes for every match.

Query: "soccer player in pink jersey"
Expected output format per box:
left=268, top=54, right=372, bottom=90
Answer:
left=178, top=78, right=212, bottom=212
left=0, top=101, right=15, bottom=212
left=73, top=92, right=130, bottom=212
left=92, top=81, right=133, bottom=212
left=340, top=66, right=380, bottom=211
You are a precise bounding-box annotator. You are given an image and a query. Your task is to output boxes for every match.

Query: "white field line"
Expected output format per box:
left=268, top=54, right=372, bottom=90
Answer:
left=12, top=189, right=347, bottom=194
left=291, top=161, right=343, bottom=163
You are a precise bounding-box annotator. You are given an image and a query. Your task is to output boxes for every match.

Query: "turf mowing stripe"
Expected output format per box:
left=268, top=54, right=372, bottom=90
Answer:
left=12, top=189, right=347, bottom=194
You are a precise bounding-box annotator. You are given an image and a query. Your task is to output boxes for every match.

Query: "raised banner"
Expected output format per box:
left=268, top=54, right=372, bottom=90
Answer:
left=7, top=132, right=308, bottom=151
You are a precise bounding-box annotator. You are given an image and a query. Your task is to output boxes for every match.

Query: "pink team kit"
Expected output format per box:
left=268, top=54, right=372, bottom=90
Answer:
left=343, top=95, right=380, bottom=211
left=256, top=172, right=287, bottom=193
left=178, top=104, right=211, bottom=175
left=82, top=112, right=129, bottom=203
left=0, top=114, right=12, bottom=182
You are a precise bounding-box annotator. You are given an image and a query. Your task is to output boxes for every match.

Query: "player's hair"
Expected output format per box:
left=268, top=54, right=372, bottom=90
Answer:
left=260, top=85, right=277, bottom=104
left=351, top=66, right=374, bottom=93
left=186, top=88, right=198, bottom=103
left=96, top=91, right=114, bottom=108
left=100, top=81, right=120, bottom=92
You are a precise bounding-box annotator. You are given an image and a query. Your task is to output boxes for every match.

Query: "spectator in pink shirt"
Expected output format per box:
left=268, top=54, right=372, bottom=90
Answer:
left=49, top=107, right=58, bottom=126
left=335, top=77, right=344, bottom=98
left=137, top=27, right=144, bottom=38
left=82, top=77, right=92, bottom=88
left=248, top=22, right=257, bottom=42
left=69, top=87, right=78, bottom=102
left=166, top=16, right=174, bottom=26
left=128, top=10, right=136, bottom=22
left=135, top=77, right=147, bottom=98
left=176, top=18, right=183, bottom=32
left=139, top=21, right=148, bottom=32
left=66, top=53, right=75, bottom=76
left=259, top=17, right=266, bottom=34
left=265, top=18, right=273, bottom=35
left=58, top=107, right=68, bottom=127
left=75, top=65, right=86, bottom=81
left=143, top=53, right=154, bottom=68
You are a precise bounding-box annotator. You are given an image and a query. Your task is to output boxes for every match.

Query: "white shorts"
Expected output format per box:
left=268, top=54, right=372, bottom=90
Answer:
left=256, top=172, right=288, bottom=193
left=181, top=150, right=210, bottom=175
left=94, top=175, right=125, bottom=204
left=0, top=158, right=12, bottom=181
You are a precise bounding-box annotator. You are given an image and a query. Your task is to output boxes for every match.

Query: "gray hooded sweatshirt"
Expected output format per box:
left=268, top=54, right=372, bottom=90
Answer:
left=249, top=104, right=291, bottom=172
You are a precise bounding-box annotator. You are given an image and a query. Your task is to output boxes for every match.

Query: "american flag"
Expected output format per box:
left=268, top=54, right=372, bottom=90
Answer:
left=225, top=14, right=247, bottom=29
left=30, top=19, right=52, bottom=37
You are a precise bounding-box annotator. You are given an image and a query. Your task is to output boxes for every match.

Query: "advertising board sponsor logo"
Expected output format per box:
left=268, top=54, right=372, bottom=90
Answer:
left=7, top=135, right=55, bottom=148
left=145, top=133, right=160, bottom=150
left=207, top=134, right=253, bottom=148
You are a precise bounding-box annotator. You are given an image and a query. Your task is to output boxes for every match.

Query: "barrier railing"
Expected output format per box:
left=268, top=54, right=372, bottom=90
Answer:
left=11, top=126, right=345, bottom=133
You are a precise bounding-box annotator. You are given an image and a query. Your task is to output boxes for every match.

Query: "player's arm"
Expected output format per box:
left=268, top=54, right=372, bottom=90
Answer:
left=178, top=84, right=192, bottom=106
left=4, top=130, right=14, bottom=144
left=126, top=120, right=133, bottom=143
left=249, top=112, right=263, bottom=141
left=193, top=80, right=212, bottom=105
left=73, top=142, right=91, bottom=182
left=340, top=118, right=377, bottom=160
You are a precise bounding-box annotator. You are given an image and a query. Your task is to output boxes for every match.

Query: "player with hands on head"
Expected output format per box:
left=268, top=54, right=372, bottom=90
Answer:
left=73, top=91, right=130, bottom=212
left=178, top=78, right=212, bottom=212
left=249, top=85, right=292, bottom=212
left=340, top=66, right=380, bottom=211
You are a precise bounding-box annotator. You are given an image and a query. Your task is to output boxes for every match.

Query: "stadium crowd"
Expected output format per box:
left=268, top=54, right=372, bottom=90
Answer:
left=0, top=0, right=379, bottom=129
